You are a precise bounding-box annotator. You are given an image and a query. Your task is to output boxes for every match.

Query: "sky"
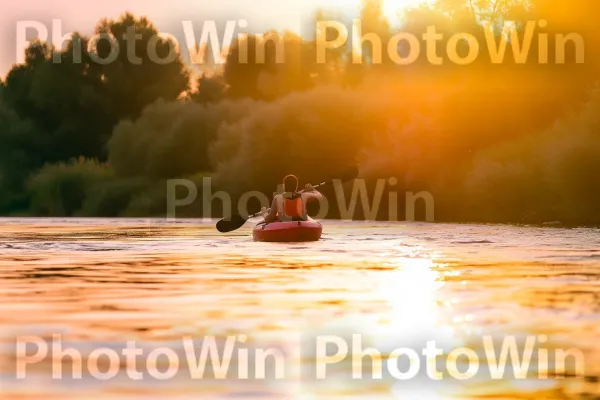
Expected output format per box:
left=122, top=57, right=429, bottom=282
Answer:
left=0, top=0, right=366, bottom=77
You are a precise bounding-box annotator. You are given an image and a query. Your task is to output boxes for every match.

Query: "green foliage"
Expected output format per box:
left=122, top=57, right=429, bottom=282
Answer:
left=0, top=99, right=36, bottom=180
left=191, top=74, right=226, bottom=104
left=108, top=98, right=258, bottom=179
left=224, top=32, right=317, bottom=100
left=80, top=177, right=152, bottom=217
left=94, top=13, right=190, bottom=119
left=2, top=39, right=113, bottom=165
left=2, top=4, right=600, bottom=223
left=209, top=86, right=373, bottom=195
left=464, top=97, right=600, bottom=224
left=465, top=135, right=548, bottom=222
left=123, top=180, right=171, bottom=217
left=0, top=98, right=38, bottom=213
left=1, top=13, right=191, bottom=178
left=27, top=159, right=113, bottom=216
left=123, top=172, right=212, bottom=218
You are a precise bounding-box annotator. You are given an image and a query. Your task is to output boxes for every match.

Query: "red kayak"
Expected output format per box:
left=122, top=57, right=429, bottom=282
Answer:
left=253, top=220, right=322, bottom=242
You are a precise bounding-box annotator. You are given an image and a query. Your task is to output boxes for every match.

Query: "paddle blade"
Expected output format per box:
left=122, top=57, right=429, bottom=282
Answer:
left=216, top=215, right=248, bottom=233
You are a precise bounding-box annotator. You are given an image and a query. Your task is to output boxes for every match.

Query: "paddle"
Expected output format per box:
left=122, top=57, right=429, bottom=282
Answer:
left=216, top=166, right=359, bottom=233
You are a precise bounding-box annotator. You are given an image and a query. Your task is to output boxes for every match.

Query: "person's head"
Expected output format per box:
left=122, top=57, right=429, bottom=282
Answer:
left=283, top=174, right=298, bottom=193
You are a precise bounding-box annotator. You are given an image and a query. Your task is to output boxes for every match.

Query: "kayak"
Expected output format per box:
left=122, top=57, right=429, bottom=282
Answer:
left=253, top=220, right=322, bottom=242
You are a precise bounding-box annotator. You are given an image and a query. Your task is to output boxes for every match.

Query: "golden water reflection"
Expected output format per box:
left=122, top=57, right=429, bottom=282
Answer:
left=0, top=219, right=598, bottom=399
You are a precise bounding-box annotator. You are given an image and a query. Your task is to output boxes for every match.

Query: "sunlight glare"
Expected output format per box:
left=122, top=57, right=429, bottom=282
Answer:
left=383, top=0, right=432, bottom=21
left=376, top=255, right=452, bottom=340
left=380, top=256, right=463, bottom=400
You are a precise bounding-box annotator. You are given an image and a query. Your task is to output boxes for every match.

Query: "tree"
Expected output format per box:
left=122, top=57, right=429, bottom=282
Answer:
left=1, top=14, right=192, bottom=167
left=0, top=13, right=194, bottom=214
left=224, top=31, right=315, bottom=100
left=191, top=74, right=226, bottom=104
left=0, top=97, right=37, bottom=212
left=2, top=37, right=112, bottom=164
left=108, top=98, right=257, bottom=178
left=358, top=0, right=390, bottom=65
left=93, top=13, right=190, bottom=119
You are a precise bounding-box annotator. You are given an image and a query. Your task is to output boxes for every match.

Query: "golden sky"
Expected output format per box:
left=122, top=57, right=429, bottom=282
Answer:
left=0, top=0, right=432, bottom=76
left=0, top=0, right=352, bottom=76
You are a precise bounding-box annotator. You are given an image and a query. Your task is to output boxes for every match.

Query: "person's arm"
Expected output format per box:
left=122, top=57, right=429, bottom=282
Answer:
left=302, top=184, right=323, bottom=202
left=263, top=196, right=279, bottom=223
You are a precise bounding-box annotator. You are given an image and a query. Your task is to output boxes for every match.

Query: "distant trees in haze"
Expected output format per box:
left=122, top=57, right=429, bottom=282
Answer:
left=1, top=0, right=600, bottom=224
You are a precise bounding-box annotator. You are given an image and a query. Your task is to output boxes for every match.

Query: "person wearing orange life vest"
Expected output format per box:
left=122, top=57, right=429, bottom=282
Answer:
left=263, top=175, right=323, bottom=223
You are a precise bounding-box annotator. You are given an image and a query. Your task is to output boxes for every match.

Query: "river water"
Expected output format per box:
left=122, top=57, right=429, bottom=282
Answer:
left=0, top=218, right=598, bottom=399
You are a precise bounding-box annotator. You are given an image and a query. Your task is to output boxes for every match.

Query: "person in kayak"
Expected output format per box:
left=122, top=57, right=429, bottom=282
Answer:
left=263, top=175, right=323, bottom=223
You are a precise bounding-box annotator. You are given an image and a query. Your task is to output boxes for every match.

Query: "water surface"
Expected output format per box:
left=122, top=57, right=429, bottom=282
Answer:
left=0, top=218, right=598, bottom=399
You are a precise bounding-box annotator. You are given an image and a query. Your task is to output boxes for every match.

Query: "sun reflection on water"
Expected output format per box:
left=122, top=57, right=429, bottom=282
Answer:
left=376, top=254, right=457, bottom=340
left=0, top=220, right=598, bottom=399
left=370, top=253, right=465, bottom=399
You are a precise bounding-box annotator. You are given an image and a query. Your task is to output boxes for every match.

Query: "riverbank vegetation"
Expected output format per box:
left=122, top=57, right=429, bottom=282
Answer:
left=1, top=0, right=599, bottom=224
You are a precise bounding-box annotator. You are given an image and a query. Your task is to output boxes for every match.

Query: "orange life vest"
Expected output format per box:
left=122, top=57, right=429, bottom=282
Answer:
left=283, top=197, right=303, bottom=219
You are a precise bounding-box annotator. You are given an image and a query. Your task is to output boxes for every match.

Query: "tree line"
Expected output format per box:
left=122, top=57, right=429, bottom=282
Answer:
left=1, top=0, right=599, bottom=224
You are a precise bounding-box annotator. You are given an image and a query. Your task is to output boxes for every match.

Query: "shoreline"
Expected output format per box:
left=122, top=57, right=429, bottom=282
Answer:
left=0, top=216, right=598, bottom=229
